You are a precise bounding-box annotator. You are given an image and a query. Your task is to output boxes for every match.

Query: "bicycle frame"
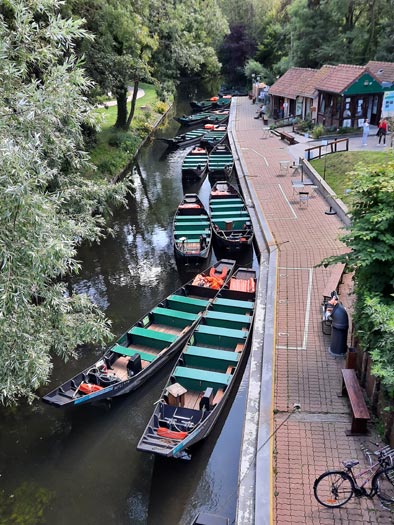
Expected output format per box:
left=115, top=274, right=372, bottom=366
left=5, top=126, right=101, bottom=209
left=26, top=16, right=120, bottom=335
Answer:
left=346, top=461, right=382, bottom=497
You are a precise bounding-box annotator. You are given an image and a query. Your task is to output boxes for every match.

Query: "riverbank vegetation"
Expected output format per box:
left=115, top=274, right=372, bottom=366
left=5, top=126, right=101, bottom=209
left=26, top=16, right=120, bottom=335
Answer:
left=311, top=151, right=394, bottom=204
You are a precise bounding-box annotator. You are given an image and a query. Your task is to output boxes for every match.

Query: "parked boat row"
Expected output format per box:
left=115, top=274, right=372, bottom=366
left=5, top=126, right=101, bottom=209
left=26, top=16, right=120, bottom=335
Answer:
left=173, top=182, right=254, bottom=262
left=190, top=95, right=232, bottom=112
left=137, top=266, right=257, bottom=460
left=175, top=109, right=229, bottom=127
left=42, top=260, right=236, bottom=408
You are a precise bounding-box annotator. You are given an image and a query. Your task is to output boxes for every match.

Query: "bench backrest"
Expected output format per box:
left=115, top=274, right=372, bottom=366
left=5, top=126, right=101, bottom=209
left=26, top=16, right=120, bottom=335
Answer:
left=128, top=326, right=177, bottom=350
left=184, top=345, right=239, bottom=371
left=167, top=294, right=210, bottom=314
left=152, top=306, right=198, bottom=329
left=173, top=365, right=231, bottom=392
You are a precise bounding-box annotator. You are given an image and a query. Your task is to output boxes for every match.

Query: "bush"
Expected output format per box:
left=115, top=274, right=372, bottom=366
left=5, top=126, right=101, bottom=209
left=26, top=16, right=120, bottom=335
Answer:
left=311, top=124, right=324, bottom=139
left=155, top=101, right=168, bottom=114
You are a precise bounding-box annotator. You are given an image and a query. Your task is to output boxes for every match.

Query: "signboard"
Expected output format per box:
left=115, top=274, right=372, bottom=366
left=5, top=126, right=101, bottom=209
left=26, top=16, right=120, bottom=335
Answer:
left=381, top=91, right=394, bottom=118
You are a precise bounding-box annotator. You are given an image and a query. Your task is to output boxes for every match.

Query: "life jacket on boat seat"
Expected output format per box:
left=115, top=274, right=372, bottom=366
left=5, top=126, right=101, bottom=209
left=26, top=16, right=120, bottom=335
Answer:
left=209, top=266, right=228, bottom=280
left=79, top=382, right=104, bottom=395
left=157, top=427, right=188, bottom=440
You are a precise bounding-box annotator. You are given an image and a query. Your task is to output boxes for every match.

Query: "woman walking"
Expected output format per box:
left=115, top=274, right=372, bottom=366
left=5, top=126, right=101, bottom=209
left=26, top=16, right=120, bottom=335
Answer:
left=377, top=118, right=388, bottom=146
left=361, top=118, right=369, bottom=146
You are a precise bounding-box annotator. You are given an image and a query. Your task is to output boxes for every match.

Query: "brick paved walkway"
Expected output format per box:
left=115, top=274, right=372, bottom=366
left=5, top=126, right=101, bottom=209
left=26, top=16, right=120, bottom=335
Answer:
left=233, top=97, right=393, bottom=524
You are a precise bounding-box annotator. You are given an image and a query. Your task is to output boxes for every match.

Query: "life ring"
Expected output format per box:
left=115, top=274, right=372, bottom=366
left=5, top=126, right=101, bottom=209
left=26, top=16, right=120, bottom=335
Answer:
left=209, top=266, right=228, bottom=280
left=79, top=382, right=104, bottom=394
left=157, top=427, right=188, bottom=440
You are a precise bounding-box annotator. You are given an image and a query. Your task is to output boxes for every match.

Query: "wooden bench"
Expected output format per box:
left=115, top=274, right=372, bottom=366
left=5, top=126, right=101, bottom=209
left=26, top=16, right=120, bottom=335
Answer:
left=323, top=263, right=346, bottom=302
left=341, top=369, right=370, bottom=435
left=277, top=130, right=297, bottom=145
left=111, top=344, right=156, bottom=363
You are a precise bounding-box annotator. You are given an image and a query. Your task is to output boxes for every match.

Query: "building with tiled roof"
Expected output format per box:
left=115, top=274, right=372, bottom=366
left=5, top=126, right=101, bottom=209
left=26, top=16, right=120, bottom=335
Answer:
left=268, top=61, right=394, bottom=127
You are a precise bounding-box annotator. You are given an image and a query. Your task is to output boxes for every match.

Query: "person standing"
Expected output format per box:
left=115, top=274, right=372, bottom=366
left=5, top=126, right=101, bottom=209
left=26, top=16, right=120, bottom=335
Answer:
left=377, top=118, right=388, bottom=146
left=361, top=118, right=369, bottom=146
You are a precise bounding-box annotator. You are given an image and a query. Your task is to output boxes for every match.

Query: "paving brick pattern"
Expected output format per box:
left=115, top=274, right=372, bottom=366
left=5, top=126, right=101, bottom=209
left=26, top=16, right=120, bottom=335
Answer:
left=233, top=97, right=393, bottom=524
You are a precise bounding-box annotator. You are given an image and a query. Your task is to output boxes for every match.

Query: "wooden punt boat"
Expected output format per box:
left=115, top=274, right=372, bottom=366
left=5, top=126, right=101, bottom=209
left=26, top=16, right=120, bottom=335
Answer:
left=173, top=194, right=212, bottom=263
left=191, top=513, right=229, bottom=525
left=210, top=181, right=254, bottom=251
left=190, top=95, right=232, bottom=112
left=42, top=259, right=236, bottom=408
left=199, top=125, right=227, bottom=151
left=174, top=112, right=212, bottom=127
left=181, top=146, right=209, bottom=180
left=208, top=143, right=234, bottom=180
left=137, top=267, right=257, bottom=460
left=156, top=128, right=208, bottom=149
left=204, top=110, right=229, bottom=126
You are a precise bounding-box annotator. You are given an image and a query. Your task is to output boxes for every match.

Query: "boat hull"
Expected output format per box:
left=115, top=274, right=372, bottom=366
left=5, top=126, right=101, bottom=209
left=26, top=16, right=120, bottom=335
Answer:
left=42, top=260, right=236, bottom=408
left=137, top=268, right=257, bottom=459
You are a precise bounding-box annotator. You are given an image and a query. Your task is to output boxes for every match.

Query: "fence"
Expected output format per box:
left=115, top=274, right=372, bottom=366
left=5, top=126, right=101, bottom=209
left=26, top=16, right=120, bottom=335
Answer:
left=305, top=137, right=349, bottom=160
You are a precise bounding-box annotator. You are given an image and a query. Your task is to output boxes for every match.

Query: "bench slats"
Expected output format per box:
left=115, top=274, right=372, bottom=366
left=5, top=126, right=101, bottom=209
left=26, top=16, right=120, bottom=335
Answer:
left=341, top=369, right=370, bottom=435
left=111, top=344, right=156, bottom=362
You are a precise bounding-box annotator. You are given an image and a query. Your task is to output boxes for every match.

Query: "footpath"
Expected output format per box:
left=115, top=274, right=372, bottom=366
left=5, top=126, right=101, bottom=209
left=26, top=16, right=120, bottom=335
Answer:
left=229, top=96, right=392, bottom=524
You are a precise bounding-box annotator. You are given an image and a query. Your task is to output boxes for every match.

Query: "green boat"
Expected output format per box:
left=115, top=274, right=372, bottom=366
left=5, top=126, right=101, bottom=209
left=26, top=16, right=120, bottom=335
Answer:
left=181, top=145, right=209, bottom=180
left=208, top=143, right=234, bottom=180
left=173, top=193, right=212, bottom=262
left=42, top=259, right=236, bottom=408
left=137, top=267, right=257, bottom=460
left=210, top=181, right=254, bottom=251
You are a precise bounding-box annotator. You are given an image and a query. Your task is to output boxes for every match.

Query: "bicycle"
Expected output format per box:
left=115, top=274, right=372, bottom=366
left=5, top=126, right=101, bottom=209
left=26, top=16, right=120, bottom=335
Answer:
left=313, top=443, right=394, bottom=508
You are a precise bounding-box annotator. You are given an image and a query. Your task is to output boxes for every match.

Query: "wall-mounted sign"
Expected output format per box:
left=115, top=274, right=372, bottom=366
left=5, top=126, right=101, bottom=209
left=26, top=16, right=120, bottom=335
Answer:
left=382, top=91, right=394, bottom=117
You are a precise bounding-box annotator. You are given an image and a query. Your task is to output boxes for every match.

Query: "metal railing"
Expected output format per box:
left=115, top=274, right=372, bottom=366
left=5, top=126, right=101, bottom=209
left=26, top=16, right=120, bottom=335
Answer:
left=305, top=137, right=349, bottom=160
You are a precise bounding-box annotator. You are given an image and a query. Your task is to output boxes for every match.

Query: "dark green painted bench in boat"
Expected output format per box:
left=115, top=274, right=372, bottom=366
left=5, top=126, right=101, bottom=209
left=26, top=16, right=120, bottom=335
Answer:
left=194, top=324, right=247, bottom=348
left=213, top=297, right=254, bottom=314
left=152, top=307, right=198, bottom=329
left=112, top=343, right=156, bottom=362
left=183, top=345, right=239, bottom=371
left=210, top=198, right=242, bottom=205
left=167, top=295, right=210, bottom=314
left=128, top=326, right=177, bottom=350
left=210, top=203, right=244, bottom=211
left=174, top=221, right=210, bottom=230
left=175, top=215, right=209, bottom=221
left=204, top=310, right=251, bottom=330
left=174, top=229, right=210, bottom=237
left=211, top=210, right=249, bottom=218
left=214, top=219, right=249, bottom=229
left=173, top=365, right=231, bottom=392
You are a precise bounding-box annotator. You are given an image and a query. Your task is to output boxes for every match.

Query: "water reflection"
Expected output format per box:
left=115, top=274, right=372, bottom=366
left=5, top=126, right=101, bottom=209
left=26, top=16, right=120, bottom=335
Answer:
left=0, top=80, right=257, bottom=525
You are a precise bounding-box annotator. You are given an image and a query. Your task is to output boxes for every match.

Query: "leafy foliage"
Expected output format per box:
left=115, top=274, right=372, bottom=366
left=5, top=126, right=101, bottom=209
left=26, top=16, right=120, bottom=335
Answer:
left=0, top=0, right=128, bottom=404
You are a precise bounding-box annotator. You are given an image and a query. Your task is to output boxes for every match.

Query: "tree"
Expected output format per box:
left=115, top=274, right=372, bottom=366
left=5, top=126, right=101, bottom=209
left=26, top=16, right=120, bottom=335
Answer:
left=150, top=0, right=229, bottom=97
left=0, top=0, right=127, bottom=404
left=72, top=0, right=158, bottom=130
left=322, top=161, right=394, bottom=390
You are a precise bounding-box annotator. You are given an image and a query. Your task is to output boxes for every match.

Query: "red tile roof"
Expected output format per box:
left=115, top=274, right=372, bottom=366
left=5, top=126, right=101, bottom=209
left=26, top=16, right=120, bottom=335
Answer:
left=269, top=68, right=316, bottom=99
left=365, top=61, right=394, bottom=83
left=314, top=64, right=369, bottom=93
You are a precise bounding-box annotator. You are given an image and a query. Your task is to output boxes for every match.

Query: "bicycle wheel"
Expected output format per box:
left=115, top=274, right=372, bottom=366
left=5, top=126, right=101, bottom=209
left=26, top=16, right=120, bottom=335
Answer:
left=373, top=467, right=394, bottom=503
left=314, top=470, right=355, bottom=508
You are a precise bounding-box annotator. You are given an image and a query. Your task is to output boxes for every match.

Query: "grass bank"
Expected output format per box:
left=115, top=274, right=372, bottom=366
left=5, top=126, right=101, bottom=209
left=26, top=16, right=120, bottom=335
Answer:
left=310, top=150, right=394, bottom=205
left=88, top=83, right=170, bottom=180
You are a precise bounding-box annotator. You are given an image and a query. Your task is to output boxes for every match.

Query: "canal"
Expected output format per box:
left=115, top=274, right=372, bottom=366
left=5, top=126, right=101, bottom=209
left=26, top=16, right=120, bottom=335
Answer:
left=0, top=85, right=258, bottom=525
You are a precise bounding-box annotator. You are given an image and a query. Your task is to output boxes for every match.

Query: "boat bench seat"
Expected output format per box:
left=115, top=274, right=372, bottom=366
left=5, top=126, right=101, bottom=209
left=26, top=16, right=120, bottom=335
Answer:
left=174, top=229, right=210, bottom=237
left=111, top=344, right=156, bottom=362
left=174, top=366, right=231, bottom=392
left=214, top=219, right=248, bottom=229
left=175, top=238, right=205, bottom=244
left=152, top=307, right=198, bottom=329
left=129, top=326, right=177, bottom=350
left=204, top=310, right=251, bottom=330
left=167, top=295, right=210, bottom=314
left=213, top=297, right=254, bottom=314
left=210, top=203, right=244, bottom=210
left=174, top=220, right=210, bottom=227
left=195, top=324, right=247, bottom=348
left=184, top=345, right=239, bottom=371
left=210, top=211, right=249, bottom=218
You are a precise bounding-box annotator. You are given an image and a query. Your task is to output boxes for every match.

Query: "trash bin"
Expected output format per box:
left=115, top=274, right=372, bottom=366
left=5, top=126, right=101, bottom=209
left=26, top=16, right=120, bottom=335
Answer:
left=329, top=302, right=349, bottom=356
left=263, top=117, right=269, bottom=125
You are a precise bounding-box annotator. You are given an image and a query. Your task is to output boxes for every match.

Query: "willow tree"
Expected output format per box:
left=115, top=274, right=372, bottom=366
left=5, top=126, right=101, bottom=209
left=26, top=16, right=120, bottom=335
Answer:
left=0, top=0, right=127, bottom=404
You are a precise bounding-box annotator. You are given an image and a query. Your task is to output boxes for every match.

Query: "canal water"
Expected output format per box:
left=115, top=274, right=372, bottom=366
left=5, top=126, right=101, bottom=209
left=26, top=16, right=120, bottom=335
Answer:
left=0, top=84, right=258, bottom=525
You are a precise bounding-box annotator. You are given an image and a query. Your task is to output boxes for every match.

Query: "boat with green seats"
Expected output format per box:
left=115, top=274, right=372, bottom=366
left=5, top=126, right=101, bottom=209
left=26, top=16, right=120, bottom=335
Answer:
left=137, top=267, right=257, bottom=460
left=210, top=181, right=254, bottom=251
left=173, top=194, right=212, bottom=263
left=181, top=146, right=209, bottom=180
left=208, top=143, right=234, bottom=181
left=42, top=259, right=236, bottom=408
